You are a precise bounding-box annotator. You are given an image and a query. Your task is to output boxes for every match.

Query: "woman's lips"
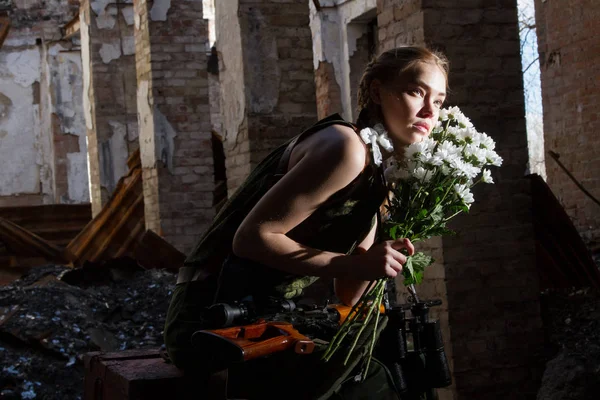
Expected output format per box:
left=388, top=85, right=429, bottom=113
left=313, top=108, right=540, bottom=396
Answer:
left=413, top=124, right=429, bottom=134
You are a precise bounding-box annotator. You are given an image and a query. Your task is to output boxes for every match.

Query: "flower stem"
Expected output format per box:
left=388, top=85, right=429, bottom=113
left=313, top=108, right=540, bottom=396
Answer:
left=362, top=281, right=386, bottom=380
left=342, top=280, right=384, bottom=365
left=322, top=280, right=375, bottom=361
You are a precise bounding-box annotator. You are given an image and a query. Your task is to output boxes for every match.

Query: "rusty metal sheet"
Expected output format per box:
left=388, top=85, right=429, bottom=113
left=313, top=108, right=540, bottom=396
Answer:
left=0, top=217, right=69, bottom=263
left=133, top=230, right=185, bottom=272
left=0, top=204, right=92, bottom=248
left=62, top=14, right=80, bottom=39
left=67, top=150, right=146, bottom=266
left=0, top=17, right=10, bottom=49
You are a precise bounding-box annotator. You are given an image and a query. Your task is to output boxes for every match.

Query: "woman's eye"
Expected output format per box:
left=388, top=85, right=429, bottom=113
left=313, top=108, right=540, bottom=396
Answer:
left=434, top=100, right=444, bottom=108
left=410, top=89, right=424, bottom=97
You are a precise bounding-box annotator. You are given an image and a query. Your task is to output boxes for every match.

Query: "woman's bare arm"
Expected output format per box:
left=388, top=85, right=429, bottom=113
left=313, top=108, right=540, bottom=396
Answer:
left=232, top=124, right=366, bottom=279
left=232, top=124, right=411, bottom=286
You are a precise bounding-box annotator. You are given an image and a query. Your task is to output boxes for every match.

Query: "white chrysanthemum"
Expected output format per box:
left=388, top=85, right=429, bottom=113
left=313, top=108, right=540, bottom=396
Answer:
left=411, top=166, right=433, bottom=182
left=449, top=157, right=480, bottom=180
left=463, top=163, right=481, bottom=180
left=485, top=149, right=503, bottom=167
left=423, top=137, right=437, bottom=152
left=481, top=169, right=494, bottom=184
left=439, top=108, right=450, bottom=121
left=479, top=133, right=495, bottom=150
left=426, top=153, right=444, bottom=166
left=455, top=112, right=473, bottom=129
left=436, top=141, right=461, bottom=161
left=405, top=140, right=430, bottom=160
left=454, top=184, right=474, bottom=204
left=456, top=127, right=481, bottom=146
left=446, top=125, right=462, bottom=138
left=446, top=106, right=462, bottom=120
left=463, top=144, right=487, bottom=166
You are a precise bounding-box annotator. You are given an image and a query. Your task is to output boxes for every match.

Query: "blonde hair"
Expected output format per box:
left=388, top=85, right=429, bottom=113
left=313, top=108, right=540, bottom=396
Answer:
left=357, top=46, right=449, bottom=125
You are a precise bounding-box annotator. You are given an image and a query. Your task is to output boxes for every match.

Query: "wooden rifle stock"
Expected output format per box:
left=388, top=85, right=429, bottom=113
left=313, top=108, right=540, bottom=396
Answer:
left=191, top=320, right=314, bottom=367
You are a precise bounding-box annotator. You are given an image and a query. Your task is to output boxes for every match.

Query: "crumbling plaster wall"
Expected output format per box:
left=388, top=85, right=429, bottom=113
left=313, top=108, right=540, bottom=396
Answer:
left=309, top=0, right=376, bottom=121
left=0, top=0, right=88, bottom=207
left=215, top=0, right=245, bottom=147
left=46, top=43, right=90, bottom=204
left=0, top=47, right=47, bottom=201
left=80, top=0, right=139, bottom=216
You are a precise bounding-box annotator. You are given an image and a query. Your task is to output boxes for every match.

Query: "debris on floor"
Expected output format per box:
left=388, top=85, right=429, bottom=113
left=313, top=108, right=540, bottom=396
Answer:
left=0, top=263, right=176, bottom=399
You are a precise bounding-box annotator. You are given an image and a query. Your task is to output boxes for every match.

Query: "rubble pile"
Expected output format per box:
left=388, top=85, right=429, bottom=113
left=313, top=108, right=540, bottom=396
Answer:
left=0, top=263, right=176, bottom=399
left=537, top=287, right=600, bottom=400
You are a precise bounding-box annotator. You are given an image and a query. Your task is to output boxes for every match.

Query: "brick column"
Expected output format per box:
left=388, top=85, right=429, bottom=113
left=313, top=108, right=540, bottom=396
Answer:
left=379, top=1, right=543, bottom=398
left=133, top=0, right=214, bottom=254
left=216, top=0, right=318, bottom=194
left=80, top=0, right=139, bottom=216
left=534, top=0, right=600, bottom=245
left=310, top=6, right=345, bottom=120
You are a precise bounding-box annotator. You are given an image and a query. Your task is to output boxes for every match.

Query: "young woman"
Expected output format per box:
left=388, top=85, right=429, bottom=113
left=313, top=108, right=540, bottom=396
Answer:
left=165, top=46, right=449, bottom=398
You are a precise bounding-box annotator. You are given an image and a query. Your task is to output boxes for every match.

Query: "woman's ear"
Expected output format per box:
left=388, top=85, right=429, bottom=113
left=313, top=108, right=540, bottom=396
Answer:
left=369, top=79, right=383, bottom=105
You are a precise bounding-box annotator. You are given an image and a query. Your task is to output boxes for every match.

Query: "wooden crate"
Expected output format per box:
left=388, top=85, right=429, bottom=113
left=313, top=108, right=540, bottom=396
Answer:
left=83, top=349, right=187, bottom=400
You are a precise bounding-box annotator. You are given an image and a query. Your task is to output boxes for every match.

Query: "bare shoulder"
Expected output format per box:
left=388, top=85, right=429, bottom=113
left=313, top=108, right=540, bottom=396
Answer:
left=290, top=123, right=367, bottom=174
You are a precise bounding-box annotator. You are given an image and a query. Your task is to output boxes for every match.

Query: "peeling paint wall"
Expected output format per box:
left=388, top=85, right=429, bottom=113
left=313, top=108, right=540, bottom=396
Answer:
left=0, top=48, right=45, bottom=197
left=0, top=0, right=87, bottom=207
left=47, top=43, right=90, bottom=204
left=309, top=0, right=376, bottom=121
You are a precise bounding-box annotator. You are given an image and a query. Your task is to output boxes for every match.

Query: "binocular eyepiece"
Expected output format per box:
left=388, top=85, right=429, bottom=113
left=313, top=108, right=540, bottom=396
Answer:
left=377, top=300, right=452, bottom=396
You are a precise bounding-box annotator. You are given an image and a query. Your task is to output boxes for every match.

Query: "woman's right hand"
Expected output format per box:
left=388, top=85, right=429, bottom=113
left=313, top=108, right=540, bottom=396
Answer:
left=345, top=238, right=415, bottom=281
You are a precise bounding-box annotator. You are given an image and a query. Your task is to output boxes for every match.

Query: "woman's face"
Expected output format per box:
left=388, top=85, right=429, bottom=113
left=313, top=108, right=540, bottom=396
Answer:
left=372, top=62, right=447, bottom=148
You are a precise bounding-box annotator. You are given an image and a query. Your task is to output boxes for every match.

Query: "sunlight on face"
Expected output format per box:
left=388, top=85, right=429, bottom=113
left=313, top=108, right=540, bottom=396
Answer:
left=379, top=62, right=447, bottom=148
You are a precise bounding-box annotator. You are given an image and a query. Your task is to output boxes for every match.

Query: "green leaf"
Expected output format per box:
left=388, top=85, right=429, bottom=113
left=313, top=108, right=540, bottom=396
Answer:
left=429, top=204, right=444, bottom=223
left=402, top=252, right=434, bottom=285
left=389, top=225, right=398, bottom=240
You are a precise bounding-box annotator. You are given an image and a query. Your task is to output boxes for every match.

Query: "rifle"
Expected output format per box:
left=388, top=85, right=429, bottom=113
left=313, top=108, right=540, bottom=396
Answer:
left=190, top=288, right=452, bottom=399
left=190, top=297, right=344, bottom=371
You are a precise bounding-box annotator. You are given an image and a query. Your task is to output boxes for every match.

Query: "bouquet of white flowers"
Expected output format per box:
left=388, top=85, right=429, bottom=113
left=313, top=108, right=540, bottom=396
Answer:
left=322, top=106, right=503, bottom=379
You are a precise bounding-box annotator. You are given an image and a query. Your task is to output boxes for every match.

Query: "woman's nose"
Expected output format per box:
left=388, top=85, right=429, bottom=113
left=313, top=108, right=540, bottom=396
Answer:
left=418, top=101, right=435, bottom=118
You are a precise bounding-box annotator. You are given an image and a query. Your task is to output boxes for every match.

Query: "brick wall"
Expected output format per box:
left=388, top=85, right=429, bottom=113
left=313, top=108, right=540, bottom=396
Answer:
left=315, top=60, right=343, bottom=120
left=217, top=0, right=318, bottom=195
left=377, top=0, right=425, bottom=51
left=378, top=0, right=544, bottom=398
left=534, top=0, right=600, bottom=246
left=134, top=0, right=215, bottom=254
left=80, top=0, right=138, bottom=216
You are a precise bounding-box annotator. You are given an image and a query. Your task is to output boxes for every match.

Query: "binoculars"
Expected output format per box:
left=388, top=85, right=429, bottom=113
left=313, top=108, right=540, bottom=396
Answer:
left=376, top=299, right=452, bottom=399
